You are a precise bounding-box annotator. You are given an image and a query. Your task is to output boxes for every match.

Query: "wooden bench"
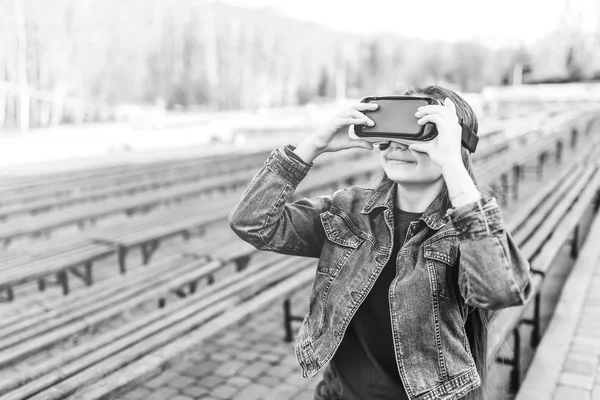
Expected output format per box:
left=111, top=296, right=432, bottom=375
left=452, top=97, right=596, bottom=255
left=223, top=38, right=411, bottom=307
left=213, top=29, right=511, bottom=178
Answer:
left=0, top=149, right=372, bottom=246
left=0, top=151, right=373, bottom=301
left=0, top=239, right=116, bottom=302
left=483, top=138, right=600, bottom=392
left=0, top=149, right=358, bottom=221
left=0, top=151, right=265, bottom=208
left=477, top=110, right=596, bottom=206
left=0, top=252, right=316, bottom=399
left=514, top=208, right=600, bottom=400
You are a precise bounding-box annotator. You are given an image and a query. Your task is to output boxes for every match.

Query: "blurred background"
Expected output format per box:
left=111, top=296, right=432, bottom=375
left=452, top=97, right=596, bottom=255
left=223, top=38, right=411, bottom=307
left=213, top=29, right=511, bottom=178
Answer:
left=0, top=0, right=599, bottom=168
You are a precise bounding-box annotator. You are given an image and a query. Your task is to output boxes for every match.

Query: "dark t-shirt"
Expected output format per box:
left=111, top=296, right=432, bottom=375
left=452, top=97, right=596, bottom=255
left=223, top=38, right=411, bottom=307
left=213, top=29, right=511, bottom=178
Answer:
left=329, top=208, right=423, bottom=400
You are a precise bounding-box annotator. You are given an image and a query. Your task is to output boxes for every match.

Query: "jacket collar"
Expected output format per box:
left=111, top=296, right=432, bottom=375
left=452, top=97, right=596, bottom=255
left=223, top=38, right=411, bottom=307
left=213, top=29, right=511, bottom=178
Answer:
left=360, top=179, right=449, bottom=231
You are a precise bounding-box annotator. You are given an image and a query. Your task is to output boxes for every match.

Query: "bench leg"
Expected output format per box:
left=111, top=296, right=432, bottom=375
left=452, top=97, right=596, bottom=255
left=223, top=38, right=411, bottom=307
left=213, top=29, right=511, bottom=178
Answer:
left=284, top=299, right=294, bottom=342
left=512, top=165, right=520, bottom=201
left=235, top=256, right=251, bottom=272
left=70, top=262, right=94, bottom=286
left=58, top=271, right=69, bottom=295
left=84, top=262, right=93, bottom=286
left=500, top=173, right=509, bottom=206
left=207, top=274, right=215, bottom=285
left=0, top=286, right=14, bottom=302
left=571, top=128, right=578, bottom=148
left=522, top=292, right=542, bottom=348
left=118, top=246, right=128, bottom=274
left=571, top=224, right=580, bottom=258
left=38, top=278, right=46, bottom=292
left=141, top=240, right=160, bottom=265
left=496, top=326, right=522, bottom=393
left=555, top=140, right=563, bottom=164
left=536, top=152, right=546, bottom=180
left=283, top=298, right=304, bottom=343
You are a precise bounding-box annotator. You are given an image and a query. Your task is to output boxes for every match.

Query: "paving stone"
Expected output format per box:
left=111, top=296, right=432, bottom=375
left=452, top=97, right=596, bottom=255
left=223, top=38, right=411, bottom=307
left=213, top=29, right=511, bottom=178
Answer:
left=119, top=387, right=153, bottom=400
left=212, top=384, right=239, bottom=399
left=214, top=360, right=247, bottom=377
left=182, top=385, right=209, bottom=397
left=553, top=385, right=591, bottom=400
left=256, top=375, right=282, bottom=387
left=260, top=352, right=283, bottom=364
left=146, top=387, right=178, bottom=400
left=270, top=365, right=296, bottom=378
left=559, top=371, right=595, bottom=391
left=262, top=383, right=298, bottom=400
left=210, top=352, right=232, bottom=362
left=168, top=375, right=197, bottom=389
left=170, top=395, right=194, bottom=400
left=236, top=350, right=260, bottom=361
left=564, top=358, right=598, bottom=377
left=232, top=383, right=270, bottom=400
left=239, top=361, right=271, bottom=379
left=226, top=376, right=253, bottom=387
left=292, top=390, right=315, bottom=400
left=199, top=375, right=224, bottom=390
left=181, top=361, right=220, bottom=378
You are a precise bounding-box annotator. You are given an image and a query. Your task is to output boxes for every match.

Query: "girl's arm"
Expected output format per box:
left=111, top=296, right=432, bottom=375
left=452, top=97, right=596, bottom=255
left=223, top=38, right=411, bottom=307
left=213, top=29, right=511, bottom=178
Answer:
left=447, top=196, right=534, bottom=311
left=228, top=146, right=331, bottom=258
left=229, top=102, right=378, bottom=258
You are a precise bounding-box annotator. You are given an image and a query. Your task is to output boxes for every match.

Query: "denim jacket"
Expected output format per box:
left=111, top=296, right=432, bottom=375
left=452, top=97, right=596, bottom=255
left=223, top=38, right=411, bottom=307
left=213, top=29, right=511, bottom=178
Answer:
left=228, top=148, right=534, bottom=400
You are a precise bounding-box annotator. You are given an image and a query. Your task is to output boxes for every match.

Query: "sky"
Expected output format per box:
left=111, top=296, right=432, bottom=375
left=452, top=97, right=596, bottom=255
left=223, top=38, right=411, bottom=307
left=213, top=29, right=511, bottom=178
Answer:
left=220, top=0, right=580, bottom=48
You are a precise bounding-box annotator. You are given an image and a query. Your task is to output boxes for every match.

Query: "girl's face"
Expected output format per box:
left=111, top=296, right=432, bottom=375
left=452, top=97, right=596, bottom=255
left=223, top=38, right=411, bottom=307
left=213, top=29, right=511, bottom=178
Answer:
left=379, top=141, right=443, bottom=185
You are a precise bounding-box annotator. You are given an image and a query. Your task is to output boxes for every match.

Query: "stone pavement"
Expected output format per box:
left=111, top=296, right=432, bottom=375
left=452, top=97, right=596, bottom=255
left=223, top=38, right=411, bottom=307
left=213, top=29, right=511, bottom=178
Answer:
left=115, top=282, right=323, bottom=400
left=516, top=208, right=600, bottom=400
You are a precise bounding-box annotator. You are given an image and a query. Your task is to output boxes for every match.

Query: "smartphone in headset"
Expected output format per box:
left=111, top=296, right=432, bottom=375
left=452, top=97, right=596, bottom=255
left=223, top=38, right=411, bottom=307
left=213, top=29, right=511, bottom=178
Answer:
left=353, top=95, right=442, bottom=144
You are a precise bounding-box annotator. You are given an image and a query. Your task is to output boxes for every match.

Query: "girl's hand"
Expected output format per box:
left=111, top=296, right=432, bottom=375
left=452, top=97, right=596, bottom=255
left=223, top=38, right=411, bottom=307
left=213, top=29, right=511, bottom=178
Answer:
left=407, top=98, right=463, bottom=170
left=307, top=102, right=378, bottom=154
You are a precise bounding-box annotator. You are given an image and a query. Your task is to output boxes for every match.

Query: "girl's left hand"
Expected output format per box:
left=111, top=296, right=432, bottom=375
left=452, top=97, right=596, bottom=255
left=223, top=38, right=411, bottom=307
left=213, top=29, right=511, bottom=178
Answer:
left=408, top=98, right=463, bottom=170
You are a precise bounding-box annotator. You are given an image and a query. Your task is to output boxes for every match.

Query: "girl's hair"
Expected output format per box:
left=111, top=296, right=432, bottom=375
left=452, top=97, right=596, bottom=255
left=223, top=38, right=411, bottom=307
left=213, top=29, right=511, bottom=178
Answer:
left=375, top=85, right=495, bottom=400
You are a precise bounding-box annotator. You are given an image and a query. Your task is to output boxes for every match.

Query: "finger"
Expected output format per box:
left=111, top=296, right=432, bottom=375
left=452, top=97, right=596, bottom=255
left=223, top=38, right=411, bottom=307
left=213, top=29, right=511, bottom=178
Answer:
left=338, top=110, right=373, bottom=126
left=444, top=98, right=459, bottom=122
left=408, top=143, right=430, bottom=156
left=354, top=102, right=379, bottom=112
left=444, top=97, right=456, bottom=112
left=415, top=104, right=447, bottom=116
left=349, top=110, right=375, bottom=126
left=339, top=117, right=370, bottom=127
left=416, top=114, right=444, bottom=126
left=347, top=138, right=374, bottom=151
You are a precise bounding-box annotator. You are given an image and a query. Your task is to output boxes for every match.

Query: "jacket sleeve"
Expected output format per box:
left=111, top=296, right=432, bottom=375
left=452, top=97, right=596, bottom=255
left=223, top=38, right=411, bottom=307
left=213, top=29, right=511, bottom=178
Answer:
left=446, top=196, right=534, bottom=311
left=228, top=147, right=331, bottom=258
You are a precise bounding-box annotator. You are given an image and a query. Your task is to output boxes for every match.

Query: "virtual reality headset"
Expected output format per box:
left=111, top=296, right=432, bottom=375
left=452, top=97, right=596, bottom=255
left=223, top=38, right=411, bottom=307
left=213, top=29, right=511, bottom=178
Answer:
left=353, top=95, right=479, bottom=153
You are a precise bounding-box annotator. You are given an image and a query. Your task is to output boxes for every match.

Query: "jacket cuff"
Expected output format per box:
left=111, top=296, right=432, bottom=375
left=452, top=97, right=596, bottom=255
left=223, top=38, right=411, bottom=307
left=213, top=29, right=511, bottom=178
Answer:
left=446, top=196, right=505, bottom=238
left=284, top=144, right=314, bottom=167
left=266, top=148, right=312, bottom=187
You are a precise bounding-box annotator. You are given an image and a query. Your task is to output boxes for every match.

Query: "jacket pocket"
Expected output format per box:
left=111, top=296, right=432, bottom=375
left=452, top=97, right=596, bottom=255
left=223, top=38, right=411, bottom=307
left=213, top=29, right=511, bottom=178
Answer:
left=424, top=236, right=459, bottom=301
left=318, top=210, right=365, bottom=277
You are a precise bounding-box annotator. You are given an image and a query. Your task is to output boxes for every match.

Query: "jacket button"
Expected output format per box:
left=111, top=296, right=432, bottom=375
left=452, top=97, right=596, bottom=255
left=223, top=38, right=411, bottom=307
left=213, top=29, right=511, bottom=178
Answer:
left=331, top=231, right=339, bottom=237
left=376, top=256, right=386, bottom=264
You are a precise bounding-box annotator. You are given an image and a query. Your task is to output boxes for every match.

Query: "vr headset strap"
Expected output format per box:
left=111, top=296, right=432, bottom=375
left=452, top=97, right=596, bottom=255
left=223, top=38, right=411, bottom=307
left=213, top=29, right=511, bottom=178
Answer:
left=461, top=121, right=479, bottom=153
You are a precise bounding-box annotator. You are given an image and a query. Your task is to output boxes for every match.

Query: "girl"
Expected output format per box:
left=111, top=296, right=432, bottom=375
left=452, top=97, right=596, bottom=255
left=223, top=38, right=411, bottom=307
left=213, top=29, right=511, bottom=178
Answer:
left=228, top=86, right=533, bottom=400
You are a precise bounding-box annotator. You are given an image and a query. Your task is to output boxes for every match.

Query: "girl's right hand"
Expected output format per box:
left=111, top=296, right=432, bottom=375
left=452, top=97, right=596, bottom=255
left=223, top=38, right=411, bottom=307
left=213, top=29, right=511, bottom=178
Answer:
left=309, top=102, right=378, bottom=153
